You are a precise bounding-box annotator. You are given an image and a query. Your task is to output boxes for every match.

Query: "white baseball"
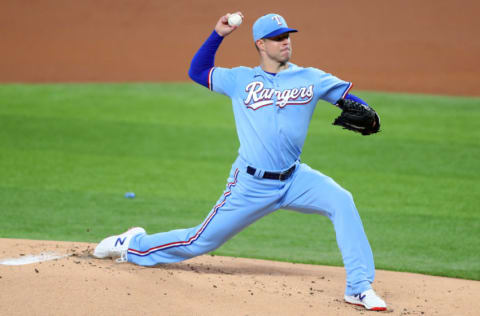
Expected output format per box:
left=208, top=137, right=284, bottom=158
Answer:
left=228, top=13, right=243, bottom=27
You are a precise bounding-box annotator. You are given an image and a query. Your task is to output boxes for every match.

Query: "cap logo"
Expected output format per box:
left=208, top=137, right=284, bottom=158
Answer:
left=252, top=13, right=297, bottom=42
left=272, top=15, right=283, bottom=25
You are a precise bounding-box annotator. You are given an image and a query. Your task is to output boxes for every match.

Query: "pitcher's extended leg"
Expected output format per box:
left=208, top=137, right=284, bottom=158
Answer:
left=127, top=168, right=282, bottom=266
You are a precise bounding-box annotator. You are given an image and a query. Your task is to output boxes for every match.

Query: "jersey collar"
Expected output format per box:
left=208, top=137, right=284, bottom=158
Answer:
left=254, top=63, right=297, bottom=78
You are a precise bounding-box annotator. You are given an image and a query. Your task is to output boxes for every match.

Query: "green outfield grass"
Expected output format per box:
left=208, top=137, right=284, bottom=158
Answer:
left=1, top=83, right=479, bottom=280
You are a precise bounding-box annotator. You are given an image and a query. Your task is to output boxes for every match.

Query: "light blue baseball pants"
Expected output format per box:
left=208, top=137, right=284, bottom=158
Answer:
left=127, top=157, right=375, bottom=295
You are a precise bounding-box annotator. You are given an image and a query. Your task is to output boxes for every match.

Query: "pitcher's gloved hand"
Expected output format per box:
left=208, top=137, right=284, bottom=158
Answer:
left=333, top=98, right=380, bottom=135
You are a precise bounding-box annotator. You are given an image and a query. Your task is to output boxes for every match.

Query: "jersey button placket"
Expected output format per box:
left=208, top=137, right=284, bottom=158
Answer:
left=273, top=76, right=284, bottom=164
left=273, top=76, right=280, bottom=111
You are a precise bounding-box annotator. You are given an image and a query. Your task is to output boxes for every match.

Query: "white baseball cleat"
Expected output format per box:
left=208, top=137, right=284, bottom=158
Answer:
left=344, top=289, right=387, bottom=311
left=93, top=227, right=146, bottom=262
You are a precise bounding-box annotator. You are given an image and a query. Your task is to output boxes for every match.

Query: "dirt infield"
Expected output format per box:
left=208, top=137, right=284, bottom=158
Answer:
left=1, top=0, right=479, bottom=96
left=1, top=238, right=479, bottom=316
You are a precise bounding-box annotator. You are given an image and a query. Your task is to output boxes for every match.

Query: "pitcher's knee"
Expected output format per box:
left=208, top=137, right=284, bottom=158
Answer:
left=330, top=187, right=358, bottom=216
left=336, top=187, right=354, bottom=205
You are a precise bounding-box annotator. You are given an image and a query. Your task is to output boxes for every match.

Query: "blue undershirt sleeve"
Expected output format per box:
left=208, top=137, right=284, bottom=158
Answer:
left=345, top=93, right=368, bottom=106
left=188, top=30, right=224, bottom=88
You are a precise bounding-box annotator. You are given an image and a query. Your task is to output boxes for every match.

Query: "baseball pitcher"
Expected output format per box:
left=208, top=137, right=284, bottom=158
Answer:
left=94, top=12, right=386, bottom=311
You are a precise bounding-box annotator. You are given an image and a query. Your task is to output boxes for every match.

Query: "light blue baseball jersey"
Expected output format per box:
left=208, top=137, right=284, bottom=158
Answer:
left=208, top=63, right=352, bottom=170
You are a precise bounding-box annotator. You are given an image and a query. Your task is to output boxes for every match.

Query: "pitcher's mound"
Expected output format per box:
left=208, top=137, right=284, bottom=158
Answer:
left=0, top=238, right=478, bottom=315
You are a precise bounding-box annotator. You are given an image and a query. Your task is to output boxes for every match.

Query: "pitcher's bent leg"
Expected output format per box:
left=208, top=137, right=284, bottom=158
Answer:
left=282, top=164, right=375, bottom=295
left=331, top=187, right=375, bottom=295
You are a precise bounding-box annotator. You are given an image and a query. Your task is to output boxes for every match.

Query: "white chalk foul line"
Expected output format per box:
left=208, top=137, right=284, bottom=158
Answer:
left=0, top=252, right=72, bottom=266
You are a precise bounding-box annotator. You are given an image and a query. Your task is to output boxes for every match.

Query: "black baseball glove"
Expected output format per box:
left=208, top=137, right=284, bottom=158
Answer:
left=332, top=98, right=380, bottom=135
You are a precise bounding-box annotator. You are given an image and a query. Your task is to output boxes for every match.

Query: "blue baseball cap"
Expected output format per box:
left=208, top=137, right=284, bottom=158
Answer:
left=252, top=13, right=298, bottom=42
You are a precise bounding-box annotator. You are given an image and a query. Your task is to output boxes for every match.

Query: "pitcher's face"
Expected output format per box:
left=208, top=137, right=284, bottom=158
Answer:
left=259, top=32, right=292, bottom=64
